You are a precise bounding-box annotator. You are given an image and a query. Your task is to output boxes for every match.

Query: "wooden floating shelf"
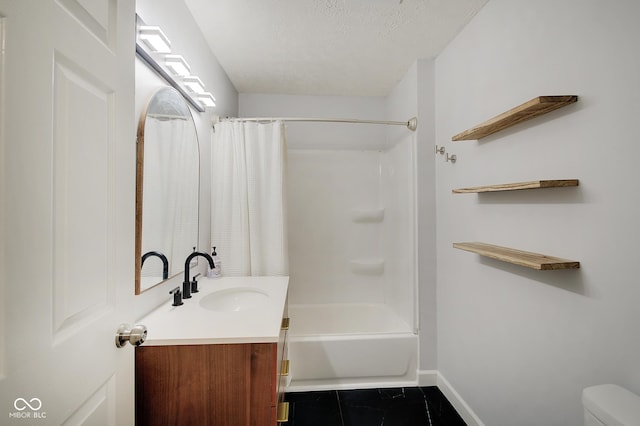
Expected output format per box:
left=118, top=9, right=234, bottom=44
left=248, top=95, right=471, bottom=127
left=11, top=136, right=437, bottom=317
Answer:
left=452, top=95, right=578, bottom=141
left=452, top=179, right=579, bottom=194
left=453, top=242, right=580, bottom=270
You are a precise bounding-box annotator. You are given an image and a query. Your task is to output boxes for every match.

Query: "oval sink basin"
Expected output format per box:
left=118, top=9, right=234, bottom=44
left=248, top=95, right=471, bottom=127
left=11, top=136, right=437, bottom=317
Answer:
left=199, top=287, right=270, bottom=312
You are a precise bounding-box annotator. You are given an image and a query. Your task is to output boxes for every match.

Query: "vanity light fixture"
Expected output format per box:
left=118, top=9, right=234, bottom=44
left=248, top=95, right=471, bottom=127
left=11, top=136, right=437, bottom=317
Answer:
left=183, top=76, right=206, bottom=94
left=196, top=92, right=216, bottom=108
left=136, top=14, right=217, bottom=113
left=139, top=26, right=172, bottom=53
left=165, top=54, right=191, bottom=77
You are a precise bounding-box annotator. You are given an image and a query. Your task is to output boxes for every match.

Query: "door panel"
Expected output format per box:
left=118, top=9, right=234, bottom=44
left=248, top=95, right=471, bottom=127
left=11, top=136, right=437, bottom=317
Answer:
left=61, top=376, right=116, bottom=425
left=57, top=0, right=116, bottom=48
left=0, top=0, right=135, bottom=424
left=52, top=53, right=114, bottom=343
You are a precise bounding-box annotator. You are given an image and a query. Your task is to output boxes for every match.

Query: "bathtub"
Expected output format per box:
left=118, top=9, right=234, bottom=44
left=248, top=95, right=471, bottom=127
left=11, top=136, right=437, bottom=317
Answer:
left=287, top=302, right=418, bottom=392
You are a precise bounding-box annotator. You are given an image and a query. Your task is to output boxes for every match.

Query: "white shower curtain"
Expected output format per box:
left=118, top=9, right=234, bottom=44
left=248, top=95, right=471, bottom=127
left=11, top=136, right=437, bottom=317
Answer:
left=211, top=120, right=289, bottom=276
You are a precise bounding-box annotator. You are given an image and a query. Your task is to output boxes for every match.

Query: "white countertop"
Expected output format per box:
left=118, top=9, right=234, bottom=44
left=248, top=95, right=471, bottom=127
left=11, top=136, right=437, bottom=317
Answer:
left=140, top=276, right=289, bottom=346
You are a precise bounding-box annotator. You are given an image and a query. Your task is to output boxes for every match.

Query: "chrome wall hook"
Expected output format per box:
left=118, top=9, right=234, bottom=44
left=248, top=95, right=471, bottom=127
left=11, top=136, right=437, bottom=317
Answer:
left=446, top=153, right=457, bottom=163
left=435, top=145, right=445, bottom=155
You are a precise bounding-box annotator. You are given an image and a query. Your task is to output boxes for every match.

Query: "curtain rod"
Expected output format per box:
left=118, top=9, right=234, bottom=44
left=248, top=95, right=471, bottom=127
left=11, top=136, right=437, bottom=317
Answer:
left=214, top=116, right=418, bottom=131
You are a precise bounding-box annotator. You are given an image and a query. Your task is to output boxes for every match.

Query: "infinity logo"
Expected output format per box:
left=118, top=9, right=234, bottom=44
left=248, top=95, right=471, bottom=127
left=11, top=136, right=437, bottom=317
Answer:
left=14, top=398, right=42, bottom=411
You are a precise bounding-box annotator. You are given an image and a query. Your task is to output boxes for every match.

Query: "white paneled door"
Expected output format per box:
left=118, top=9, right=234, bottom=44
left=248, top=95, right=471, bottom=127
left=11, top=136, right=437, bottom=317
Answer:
left=0, top=0, right=136, bottom=424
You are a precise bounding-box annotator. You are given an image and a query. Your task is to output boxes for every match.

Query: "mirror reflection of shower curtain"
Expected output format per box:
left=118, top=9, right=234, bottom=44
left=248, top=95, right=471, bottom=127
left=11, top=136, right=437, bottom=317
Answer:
left=211, top=121, right=289, bottom=276
left=142, top=117, right=199, bottom=278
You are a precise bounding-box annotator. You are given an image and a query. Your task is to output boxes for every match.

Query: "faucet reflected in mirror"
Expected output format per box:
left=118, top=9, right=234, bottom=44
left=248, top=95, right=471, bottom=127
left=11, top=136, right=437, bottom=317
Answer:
left=141, top=251, right=169, bottom=280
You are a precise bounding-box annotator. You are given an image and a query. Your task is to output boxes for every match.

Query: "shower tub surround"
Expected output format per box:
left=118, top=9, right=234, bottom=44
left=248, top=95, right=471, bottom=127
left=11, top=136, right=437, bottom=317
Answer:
left=288, top=303, right=417, bottom=390
left=286, top=133, right=417, bottom=391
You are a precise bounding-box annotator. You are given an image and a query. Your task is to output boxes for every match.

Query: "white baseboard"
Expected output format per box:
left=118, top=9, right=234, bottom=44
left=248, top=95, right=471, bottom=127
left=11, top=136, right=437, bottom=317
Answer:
left=417, top=369, right=438, bottom=386
left=418, top=370, right=485, bottom=426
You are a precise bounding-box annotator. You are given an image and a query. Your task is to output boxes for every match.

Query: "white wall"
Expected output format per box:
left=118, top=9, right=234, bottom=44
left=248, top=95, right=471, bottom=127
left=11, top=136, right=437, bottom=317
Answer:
left=415, top=60, right=438, bottom=371
left=434, top=1, right=640, bottom=424
left=387, top=60, right=438, bottom=369
left=133, top=0, right=238, bottom=315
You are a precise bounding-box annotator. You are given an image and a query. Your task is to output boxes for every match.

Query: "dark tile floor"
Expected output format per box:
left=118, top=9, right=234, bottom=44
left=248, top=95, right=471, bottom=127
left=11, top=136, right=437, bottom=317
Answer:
left=284, top=386, right=466, bottom=426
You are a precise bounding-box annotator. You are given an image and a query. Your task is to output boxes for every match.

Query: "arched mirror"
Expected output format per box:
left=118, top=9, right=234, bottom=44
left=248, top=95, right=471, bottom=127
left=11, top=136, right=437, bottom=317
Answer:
left=135, top=87, right=200, bottom=294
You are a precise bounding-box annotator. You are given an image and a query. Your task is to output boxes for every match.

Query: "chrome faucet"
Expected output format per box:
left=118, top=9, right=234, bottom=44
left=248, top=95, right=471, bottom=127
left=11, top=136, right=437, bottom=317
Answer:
left=141, top=251, right=169, bottom=280
left=183, top=248, right=214, bottom=300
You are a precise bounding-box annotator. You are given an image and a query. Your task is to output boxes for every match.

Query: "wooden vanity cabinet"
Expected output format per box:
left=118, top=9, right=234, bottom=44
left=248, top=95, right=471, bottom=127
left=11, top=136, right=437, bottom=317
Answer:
left=136, top=339, right=284, bottom=426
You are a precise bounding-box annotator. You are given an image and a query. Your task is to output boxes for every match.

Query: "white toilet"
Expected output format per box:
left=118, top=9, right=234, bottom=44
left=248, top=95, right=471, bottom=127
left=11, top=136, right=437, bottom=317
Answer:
left=582, top=384, right=640, bottom=425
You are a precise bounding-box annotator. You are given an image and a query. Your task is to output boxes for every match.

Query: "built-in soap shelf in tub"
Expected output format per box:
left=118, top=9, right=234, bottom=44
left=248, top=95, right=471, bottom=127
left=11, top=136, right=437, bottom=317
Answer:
left=349, top=259, right=384, bottom=275
left=351, top=207, right=385, bottom=223
left=350, top=208, right=385, bottom=275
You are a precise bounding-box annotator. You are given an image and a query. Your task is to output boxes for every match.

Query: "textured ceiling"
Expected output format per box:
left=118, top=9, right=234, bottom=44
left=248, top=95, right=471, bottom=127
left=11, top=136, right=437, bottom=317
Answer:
left=184, top=0, right=488, bottom=96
